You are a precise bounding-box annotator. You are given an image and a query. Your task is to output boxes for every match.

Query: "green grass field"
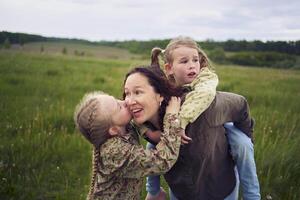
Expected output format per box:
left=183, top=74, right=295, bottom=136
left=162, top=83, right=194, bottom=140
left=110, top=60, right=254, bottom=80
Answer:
left=0, top=43, right=300, bottom=199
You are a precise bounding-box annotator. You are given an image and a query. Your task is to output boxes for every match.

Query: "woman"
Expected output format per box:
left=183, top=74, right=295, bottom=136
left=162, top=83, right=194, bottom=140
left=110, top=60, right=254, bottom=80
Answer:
left=124, top=66, right=254, bottom=200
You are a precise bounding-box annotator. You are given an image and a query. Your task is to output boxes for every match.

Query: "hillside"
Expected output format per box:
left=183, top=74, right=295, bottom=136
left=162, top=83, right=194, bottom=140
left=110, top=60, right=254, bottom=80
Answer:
left=6, top=41, right=143, bottom=60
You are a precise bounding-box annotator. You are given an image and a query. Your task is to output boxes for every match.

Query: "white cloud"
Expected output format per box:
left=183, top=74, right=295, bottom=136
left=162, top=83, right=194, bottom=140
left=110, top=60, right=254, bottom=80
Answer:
left=0, top=0, right=299, bottom=41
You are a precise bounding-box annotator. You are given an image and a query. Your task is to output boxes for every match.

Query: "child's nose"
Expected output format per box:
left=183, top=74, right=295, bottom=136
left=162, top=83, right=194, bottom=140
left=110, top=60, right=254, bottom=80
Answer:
left=125, top=97, right=135, bottom=106
left=189, top=62, right=196, bottom=69
left=125, top=97, right=133, bottom=106
left=121, top=101, right=127, bottom=107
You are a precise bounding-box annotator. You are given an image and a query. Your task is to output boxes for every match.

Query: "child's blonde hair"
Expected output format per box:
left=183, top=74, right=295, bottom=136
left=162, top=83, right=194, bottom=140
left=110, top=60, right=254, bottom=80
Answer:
left=74, top=91, right=112, bottom=147
left=151, top=36, right=212, bottom=82
left=74, top=91, right=113, bottom=200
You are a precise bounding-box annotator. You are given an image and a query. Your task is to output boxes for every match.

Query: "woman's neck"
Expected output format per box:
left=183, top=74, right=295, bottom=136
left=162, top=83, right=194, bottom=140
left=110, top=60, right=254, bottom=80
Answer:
left=149, top=115, right=161, bottom=130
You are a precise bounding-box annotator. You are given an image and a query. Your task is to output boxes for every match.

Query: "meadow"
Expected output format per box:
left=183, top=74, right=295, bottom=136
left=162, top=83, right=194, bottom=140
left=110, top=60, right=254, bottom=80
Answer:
left=0, top=43, right=299, bottom=199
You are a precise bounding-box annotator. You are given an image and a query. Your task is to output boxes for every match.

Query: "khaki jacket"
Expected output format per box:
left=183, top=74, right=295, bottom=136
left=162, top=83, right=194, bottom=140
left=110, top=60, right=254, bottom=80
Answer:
left=164, top=91, right=254, bottom=200
left=92, top=114, right=181, bottom=200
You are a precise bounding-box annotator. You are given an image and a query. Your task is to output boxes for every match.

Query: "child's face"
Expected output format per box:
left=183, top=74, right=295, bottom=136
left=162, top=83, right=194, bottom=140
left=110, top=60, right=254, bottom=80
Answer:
left=166, top=46, right=200, bottom=86
left=100, top=95, right=132, bottom=127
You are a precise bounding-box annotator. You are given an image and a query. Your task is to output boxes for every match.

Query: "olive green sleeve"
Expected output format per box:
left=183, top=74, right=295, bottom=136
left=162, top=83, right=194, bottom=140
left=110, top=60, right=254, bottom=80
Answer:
left=180, top=67, right=218, bottom=129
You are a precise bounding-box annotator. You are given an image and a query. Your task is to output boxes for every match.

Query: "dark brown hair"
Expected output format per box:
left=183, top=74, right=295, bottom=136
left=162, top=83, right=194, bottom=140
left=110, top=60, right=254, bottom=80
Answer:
left=123, top=66, right=183, bottom=130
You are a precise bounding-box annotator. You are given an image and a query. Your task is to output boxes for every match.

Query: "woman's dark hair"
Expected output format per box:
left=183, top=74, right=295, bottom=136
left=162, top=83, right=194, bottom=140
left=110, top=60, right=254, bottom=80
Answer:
left=123, top=65, right=183, bottom=130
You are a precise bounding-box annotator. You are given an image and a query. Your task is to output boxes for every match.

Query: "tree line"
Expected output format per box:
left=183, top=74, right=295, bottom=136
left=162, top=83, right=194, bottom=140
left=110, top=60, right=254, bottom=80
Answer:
left=1, top=31, right=300, bottom=55
left=1, top=31, right=299, bottom=69
left=0, top=31, right=94, bottom=47
left=99, top=39, right=300, bottom=56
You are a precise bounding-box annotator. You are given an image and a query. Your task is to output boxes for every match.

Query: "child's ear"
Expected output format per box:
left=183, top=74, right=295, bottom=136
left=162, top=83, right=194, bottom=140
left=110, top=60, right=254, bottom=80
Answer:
left=108, top=126, right=120, bottom=136
left=164, top=63, right=173, bottom=76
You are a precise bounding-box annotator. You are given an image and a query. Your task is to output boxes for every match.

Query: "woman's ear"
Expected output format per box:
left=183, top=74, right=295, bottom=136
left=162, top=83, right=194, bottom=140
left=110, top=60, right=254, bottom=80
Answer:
left=108, top=126, right=120, bottom=136
left=159, top=96, right=164, bottom=106
left=155, top=94, right=164, bottom=106
left=164, top=63, right=173, bottom=76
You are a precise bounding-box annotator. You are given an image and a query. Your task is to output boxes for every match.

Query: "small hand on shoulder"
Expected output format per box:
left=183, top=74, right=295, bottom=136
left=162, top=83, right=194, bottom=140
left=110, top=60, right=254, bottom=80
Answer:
left=166, top=96, right=181, bottom=114
left=166, top=96, right=192, bottom=144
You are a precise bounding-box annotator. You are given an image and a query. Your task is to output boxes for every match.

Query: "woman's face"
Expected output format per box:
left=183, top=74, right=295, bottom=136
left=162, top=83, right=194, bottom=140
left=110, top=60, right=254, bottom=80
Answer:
left=124, top=73, right=163, bottom=127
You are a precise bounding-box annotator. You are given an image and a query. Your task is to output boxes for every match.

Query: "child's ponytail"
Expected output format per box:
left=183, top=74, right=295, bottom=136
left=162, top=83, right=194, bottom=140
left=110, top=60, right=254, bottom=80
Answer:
left=151, top=47, right=164, bottom=68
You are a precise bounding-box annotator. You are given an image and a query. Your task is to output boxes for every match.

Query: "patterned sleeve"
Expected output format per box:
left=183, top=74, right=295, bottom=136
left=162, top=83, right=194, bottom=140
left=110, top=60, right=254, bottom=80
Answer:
left=179, top=67, right=218, bottom=129
left=101, top=113, right=182, bottom=179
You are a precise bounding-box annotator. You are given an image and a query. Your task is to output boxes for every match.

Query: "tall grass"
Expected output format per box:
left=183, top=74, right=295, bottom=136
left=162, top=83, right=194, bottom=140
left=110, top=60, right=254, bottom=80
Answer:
left=0, top=51, right=299, bottom=199
left=217, top=65, right=300, bottom=199
left=0, top=51, right=134, bottom=199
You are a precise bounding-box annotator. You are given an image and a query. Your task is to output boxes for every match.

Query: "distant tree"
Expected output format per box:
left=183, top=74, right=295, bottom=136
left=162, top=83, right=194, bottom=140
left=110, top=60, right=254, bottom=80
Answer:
left=40, top=45, right=44, bottom=53
left=74, top=50, right=85, bottom=56
left=19, top=35, right=25, bottom=46
left=4, top=38, right=11, bottom=49
left=227, top=51, right=297, bottom=68
left=62, top=47, right=67, bottom=55
left=208, top=47, right=227, bottom=64
left=295, top=41, right=300, bottom=54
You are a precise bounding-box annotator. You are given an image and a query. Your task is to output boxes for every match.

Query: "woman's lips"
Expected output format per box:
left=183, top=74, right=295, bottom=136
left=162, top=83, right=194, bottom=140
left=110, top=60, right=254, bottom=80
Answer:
left=131, top=108, right=143, bottom=118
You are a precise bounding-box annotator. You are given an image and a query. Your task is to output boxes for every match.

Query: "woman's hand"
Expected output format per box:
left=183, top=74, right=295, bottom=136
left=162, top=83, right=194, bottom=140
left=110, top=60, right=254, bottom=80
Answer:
left=166, top=96, right=181, bottom=114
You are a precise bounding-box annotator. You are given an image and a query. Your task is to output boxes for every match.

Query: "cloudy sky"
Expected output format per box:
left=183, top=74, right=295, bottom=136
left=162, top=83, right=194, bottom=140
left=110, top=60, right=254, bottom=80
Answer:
left=1, top=0, right=299, bottom=41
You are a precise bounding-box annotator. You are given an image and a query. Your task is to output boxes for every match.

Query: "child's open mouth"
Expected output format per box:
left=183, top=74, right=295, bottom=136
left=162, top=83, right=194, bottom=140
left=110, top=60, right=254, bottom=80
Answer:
left=187, top=72, right=196, bottom=78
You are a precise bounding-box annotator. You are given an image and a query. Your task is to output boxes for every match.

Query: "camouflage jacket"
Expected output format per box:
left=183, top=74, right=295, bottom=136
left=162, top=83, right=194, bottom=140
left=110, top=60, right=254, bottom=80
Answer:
left=92, top=113, right=181, bottom=200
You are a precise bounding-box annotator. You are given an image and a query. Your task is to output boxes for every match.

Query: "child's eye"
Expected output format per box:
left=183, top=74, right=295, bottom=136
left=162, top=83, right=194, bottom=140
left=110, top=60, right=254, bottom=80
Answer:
left=124, top=91, right=130, bottom=97
left=180, top=60, right=188, bottom=64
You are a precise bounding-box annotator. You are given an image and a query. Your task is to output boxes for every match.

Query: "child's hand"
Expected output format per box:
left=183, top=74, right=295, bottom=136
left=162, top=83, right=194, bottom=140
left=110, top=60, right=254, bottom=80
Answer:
left=180, top=131, right=192, bottom=144
left=166, top=96, right=181, bottom=114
